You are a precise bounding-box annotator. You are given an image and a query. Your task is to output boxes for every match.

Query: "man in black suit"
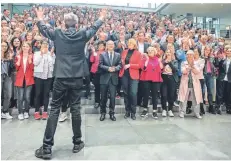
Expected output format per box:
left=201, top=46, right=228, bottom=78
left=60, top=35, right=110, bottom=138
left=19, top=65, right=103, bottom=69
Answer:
left=34, top=7, right=107, bottom=159
left=136, top=31, right=150, bottom=107
left=99, top=40, right=122, bottom=121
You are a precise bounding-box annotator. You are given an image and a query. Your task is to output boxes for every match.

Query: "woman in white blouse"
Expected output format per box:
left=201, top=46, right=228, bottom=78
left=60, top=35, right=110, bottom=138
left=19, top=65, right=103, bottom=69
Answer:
left=33, top=40, right=55, bottom=120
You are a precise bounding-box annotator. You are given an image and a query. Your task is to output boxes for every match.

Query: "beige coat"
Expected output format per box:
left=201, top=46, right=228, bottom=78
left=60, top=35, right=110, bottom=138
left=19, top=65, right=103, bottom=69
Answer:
left=178, top=61, right=203, bottom=104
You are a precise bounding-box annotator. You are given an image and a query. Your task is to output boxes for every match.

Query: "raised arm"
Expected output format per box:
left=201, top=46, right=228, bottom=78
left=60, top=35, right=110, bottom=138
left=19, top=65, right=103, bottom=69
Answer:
left=35, top=7, right=55, bottom=41
left=85, top=9, right=107, bottom=41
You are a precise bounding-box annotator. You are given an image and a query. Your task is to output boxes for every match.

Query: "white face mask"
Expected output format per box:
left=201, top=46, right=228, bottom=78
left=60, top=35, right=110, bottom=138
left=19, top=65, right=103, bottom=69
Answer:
left=218, top=42, right=224, bottom=46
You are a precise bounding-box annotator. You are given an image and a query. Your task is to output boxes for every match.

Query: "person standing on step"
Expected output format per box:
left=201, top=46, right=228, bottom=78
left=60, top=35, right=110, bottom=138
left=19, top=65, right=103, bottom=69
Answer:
left=140, top=46, right=163, bottom=119
left=119, top=38, right=142, bottom=120
left=34, top=7, right=107, bottom=159
left=90, top=41, right=106, bottom=109
left=33, top=40, right=56, bottom=120
left=178, top=50, right=203, bottom=119
left=1, top=42, right=14, bottom=119
left=99, top=40, right=122, bottom=121
left=15, top=41, right=34, bottom=120
left=160, top=49, right=178, bottom=117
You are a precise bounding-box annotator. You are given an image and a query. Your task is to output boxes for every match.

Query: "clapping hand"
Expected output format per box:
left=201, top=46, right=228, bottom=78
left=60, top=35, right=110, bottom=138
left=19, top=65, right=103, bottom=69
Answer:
left=124, top=64, right=130, bottom=70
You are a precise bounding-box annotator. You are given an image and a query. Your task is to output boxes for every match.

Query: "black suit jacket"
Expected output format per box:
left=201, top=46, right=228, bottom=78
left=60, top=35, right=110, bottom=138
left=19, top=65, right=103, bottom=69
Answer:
left=137, top=42, right=150, bottom=53
left=215, top=59, right=231, bottom=82
left=99, top=52, right=122, bottom=85
left=114, top=40, right=128, bottom=54
left=37, top=19, right=103, bottom=78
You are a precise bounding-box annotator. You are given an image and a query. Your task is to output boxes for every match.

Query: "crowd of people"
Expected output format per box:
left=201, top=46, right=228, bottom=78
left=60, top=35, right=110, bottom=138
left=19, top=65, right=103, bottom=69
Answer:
left=1, top=5, right=231, bottom=122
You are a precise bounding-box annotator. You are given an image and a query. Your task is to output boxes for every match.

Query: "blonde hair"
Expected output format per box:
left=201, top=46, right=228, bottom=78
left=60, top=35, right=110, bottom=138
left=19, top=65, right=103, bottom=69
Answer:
left=147, top=46, right=157, bottom=54
left=127, top=38, right=138, bottom=50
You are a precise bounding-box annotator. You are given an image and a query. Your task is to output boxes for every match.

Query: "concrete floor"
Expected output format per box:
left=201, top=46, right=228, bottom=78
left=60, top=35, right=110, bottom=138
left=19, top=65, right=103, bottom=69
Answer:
left=1, top=110, right=231, bottom=160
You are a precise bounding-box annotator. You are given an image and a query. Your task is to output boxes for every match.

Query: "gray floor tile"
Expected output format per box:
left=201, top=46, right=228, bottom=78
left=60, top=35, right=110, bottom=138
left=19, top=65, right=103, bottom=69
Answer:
left=132, top=124, right=199, bottom=144
left=78, top=144, right=160, bottom=160
left=85, top=126, right=145, bottom=147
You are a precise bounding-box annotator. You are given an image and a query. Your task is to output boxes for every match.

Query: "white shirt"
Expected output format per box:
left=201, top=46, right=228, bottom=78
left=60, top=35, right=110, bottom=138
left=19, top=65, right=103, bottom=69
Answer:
left=23, top=56, right=28, bottom=74
left=138, top=42, right=144, bottom=53
left=108, top=51, right=114, bottom=64
left=224, top=58, right=231, bottom=81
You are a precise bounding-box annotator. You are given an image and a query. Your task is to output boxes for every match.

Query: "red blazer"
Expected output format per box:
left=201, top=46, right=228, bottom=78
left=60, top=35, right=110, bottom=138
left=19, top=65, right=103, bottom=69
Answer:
left=119, top=49, right=142, bottom=80
left=15, top=53, right=34, bottom=87
left=140, top=56, right=163, bottom=82
left=90, top=50, right=104, bottom=74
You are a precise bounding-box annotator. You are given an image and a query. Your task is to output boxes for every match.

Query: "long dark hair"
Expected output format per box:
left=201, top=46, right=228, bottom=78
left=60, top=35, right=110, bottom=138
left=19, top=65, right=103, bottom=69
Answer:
left=11, top=37, right=22, bottom=53
left=1, top=42, right=11, bottom=60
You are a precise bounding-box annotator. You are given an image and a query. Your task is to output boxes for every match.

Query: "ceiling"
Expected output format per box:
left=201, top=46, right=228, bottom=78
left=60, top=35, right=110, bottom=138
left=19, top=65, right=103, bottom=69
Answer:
left=160, top=3, right=231, bottom=18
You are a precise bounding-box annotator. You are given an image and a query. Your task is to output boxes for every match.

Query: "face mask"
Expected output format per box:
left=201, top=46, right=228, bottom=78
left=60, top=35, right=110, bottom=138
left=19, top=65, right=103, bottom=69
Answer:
left=218, top=42, right=224, bottom=46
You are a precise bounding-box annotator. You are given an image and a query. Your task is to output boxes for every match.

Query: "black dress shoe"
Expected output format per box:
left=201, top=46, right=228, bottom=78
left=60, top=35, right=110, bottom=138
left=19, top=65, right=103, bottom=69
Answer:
left=94, top=103, right=100, bottom=109
left=73, top=141, right=84, bottom=153
left=100, top=114, right=106, bottom=121
left=131, top=113, right=136, bottom=120
left=124, top=112, right=130, bottom=119
left=35, top=146, right=52, bottom=160
left=209, top=105, right=216, bottom=114
left=110, top=114, right=116, bottom=121
left=216, top=108, right=222, bottom=115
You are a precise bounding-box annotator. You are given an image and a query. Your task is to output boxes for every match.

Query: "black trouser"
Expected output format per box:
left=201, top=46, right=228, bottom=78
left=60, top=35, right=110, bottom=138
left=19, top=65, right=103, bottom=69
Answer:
left=216, top=79, right=225, bottom=107
left=174, top=76, right=181, bottom=102
left=223, top=81, right=231, bottom=110
left=43, top=78, right=83, bottom=149
left=116, top=78, right=122, bottom=96
left=61, top=91, right=69, bottom=113
left=92, top=73, right=101, bottom=104
left=161, top=74, right=175, bottom=111
left=143, top=81, right=160, bottom=110
left=34, top=77, right=53, bottom=112
left=17, top=79, right=32, bottom=114
left=121, top=72, right=138, bottom=114
left=1, top=74, right=13, bottom=113
left=100, top=79, right=116, bottom=115
left=84, top=75, right=91, bottom=98
left=137, top=80, right=144, bottom=105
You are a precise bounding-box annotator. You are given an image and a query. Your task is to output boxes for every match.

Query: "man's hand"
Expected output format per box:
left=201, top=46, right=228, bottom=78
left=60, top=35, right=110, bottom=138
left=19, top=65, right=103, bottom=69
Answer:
left=99, top=8, right=107, bottom=21
left=35, top=6, right=45, bottom=21
left=108, top=67, right=115, bottom=72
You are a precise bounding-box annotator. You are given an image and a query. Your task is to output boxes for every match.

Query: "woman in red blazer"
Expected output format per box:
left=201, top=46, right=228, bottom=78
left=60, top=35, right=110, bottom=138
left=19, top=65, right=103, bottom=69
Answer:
left=90, top=41, right=106, bottom=109
left=119, top=38, right=142, bottom=120
left=140, top=46, right=163, bottom=119
left=15, top=41, right=34, bottom=120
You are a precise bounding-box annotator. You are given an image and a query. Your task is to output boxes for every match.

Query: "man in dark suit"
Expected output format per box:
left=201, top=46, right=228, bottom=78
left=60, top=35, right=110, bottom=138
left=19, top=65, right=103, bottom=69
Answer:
left=99, top=40, right=122, bottom=121
left=136, top=31, right=150, bottom=107
left=34, top=7, right=107, bottom=159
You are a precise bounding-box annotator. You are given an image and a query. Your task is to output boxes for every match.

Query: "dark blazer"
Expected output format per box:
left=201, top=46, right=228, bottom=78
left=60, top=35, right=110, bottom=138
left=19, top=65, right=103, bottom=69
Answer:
left=114, top=40, right=128, bottom=54
left=37, top=19, right=103, bottom=78
left=137, top=42, right=150, bottom=53
left=99, top=51, right=122, bottom=85
left=215, top=58, right=231, bottom=82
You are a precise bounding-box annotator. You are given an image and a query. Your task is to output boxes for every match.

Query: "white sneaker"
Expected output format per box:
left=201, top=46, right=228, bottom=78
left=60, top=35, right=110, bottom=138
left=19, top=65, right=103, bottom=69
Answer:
left=18, top=114, right=24, bottom=120
left=195, top=113, right=202, bottom=119
left=179, top=111, right=184, bottom=118
left=1, top=112, right=7, bottom=119
left=5, top=112, right=13, bottom=119
left=24, top=112, right=29, bottom=119
left=59, top=112, right=67, bottom=122
left=162, top=110, right=167, bottom=117
left=174, top=101, right=179, bottom=107
left=168, top=110, right=174, bottom=117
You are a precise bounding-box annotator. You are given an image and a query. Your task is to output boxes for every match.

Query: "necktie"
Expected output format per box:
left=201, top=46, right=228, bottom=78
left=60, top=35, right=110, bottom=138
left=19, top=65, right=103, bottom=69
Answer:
left=109, top=52, right=113, bottom=64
